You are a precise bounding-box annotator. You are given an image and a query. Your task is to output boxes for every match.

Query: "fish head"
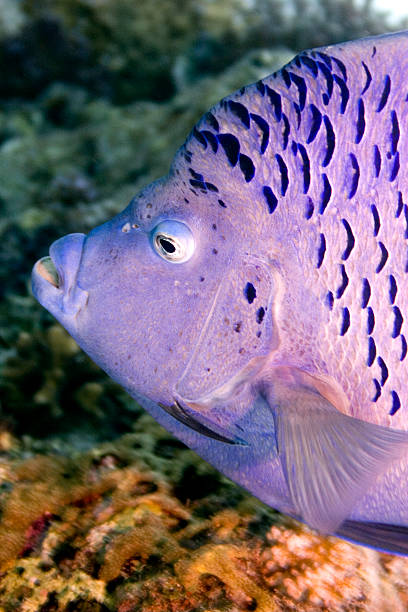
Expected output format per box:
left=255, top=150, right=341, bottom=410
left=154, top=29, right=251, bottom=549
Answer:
left=32, top=159, right=277, bottom=409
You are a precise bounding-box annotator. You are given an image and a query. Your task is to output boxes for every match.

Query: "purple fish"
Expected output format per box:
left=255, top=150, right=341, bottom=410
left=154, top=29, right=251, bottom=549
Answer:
left=32, top=32, right=408, bottom=554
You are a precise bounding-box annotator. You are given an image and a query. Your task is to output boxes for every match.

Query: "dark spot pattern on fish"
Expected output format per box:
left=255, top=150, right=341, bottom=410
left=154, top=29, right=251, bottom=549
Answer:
left=377, top=356, right=388, bottom=386
left=256, top=80, right=266, bottom=96
left=392, top=306, right=403, bottom=338
left=316, top=51, right=332, bottom=69
left=371, top=204, right=380, bottom=236
left=322, top=116, right=335, bottom=167
left=305, top=197, right=314, bottom=219
left=325, top=291, right=334, bottom=310
left=281, top=113, right=290, bottom=150
left=389, top=152, right=399, bottom=182
left=256, top=307, right=265, bottom=324
left=244, top=282, right=256, bottom=304
left=377, top=75, right=391, bottom=112
left=316, top=61, right=334, bottom=103
left=263, top=186, right=278, bottom=214
left=404, top=205, right=408, bottom=238
left=372, top=378, right=382, bottom=401
left=396, top=191, right=403, bottom=217
left=340, top=307, right=350, bottom=336
left=189, top=179, right=207, bottom=191
left=372, top=46, right=377, bottom=57
left=265, top=86, right=282, bottom=120
left=189, top=169, right=203, bottom=181
left=368, top=336, right=376, bottom=366
left=373, top=145, right=381, bottom=178
left=298, top=144, right=310, bottom=193
left=228, top=101, right=250, bottom=128
left=307, top=104, right=322, bottom=143
left=250, top=113, right=269, bottom=154
left=389, top=390, right=401, bottom=415
left=319, top=173, right=332, bottom=213
left=193, top=127, right=207, bottom=148
left=367, top=307, right=375, bottom=334
left=331, top=55, right=347, bottom=81
left=333, top=74, right=349, bottom=113
left=200, top=130, right=218, bottom=153
left=390, top=110, right=400, bottom=154
left=400, top=335, right=407, bottom=361
left=341, top=218, right=355, bottom=260
left=218, top=133, right=240, bottom=166
left=281, top=68, right=291, bottom=88
left=355, top=98, right=365, bottom=144
left=362, top=278, right=371, bottom=308
left=341, top=219, right=355, bottom=261
left=293, top=103, right=301, bottom=129
left=376, top=242, right=388, bottom=273
left=288, top=72, right=307, bottom=110
left=389, top=275, right=397, bottom=304
left=336, top=264, right=349, bottom=299
left=206, top=182, right=218, bottom=192
left=316, top=233, right=326, bottom=268
left=205, top=112, right=219, bottom=132
left=275, top=154, right=289, bottom=195
left=239, top=154, right=255, bottom=182
left=218, top=199, right=227, bottom=208
left=300, top=54, right=318, bottom=77
left=361, top=61, right=372, bottom=95
left=348, top=153, right=360, bottom=199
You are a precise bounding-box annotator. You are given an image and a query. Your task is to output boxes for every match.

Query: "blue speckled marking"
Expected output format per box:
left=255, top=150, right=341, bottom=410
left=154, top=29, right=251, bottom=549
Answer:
left=348, top=153, right=360, bottom=199
left=322, top=116, right=335, bottom=167
left=275, top=154, right=289, bottom=195
left=262, top=186, right=278, bottom=214
left=377, top=75, right=391, bottom=112
left=250, top=113, right=269, bottom=154
left=320, top=173, right=332, bottom=213
left=389, top=390, right=401, bottom=415
left=307, top=104, right=322, bottom=143
left=218, top=134, right=240, bottom=166
left=361, top=61, right=372, bottom=95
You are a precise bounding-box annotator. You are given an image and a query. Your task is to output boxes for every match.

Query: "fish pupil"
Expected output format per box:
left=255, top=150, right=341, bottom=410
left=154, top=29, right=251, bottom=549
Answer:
left=158, top=236, right=176, bottom=253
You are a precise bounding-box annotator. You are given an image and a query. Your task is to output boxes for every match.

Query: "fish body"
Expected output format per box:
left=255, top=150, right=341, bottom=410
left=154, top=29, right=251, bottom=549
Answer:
left=32, top=31, right=408, bottom=554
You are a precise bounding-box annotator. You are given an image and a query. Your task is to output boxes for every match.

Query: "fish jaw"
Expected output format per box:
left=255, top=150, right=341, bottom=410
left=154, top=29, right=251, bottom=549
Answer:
left=31, top=233, right=88, bottom=331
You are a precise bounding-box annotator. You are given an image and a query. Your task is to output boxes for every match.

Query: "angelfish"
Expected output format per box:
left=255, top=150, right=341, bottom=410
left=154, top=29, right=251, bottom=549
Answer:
left=32, top=31, right=408, bottom=554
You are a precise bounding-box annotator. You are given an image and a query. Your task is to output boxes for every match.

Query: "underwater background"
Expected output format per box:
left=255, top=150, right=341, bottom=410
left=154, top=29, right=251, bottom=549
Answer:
left=1, top=0, right=408, bottom=609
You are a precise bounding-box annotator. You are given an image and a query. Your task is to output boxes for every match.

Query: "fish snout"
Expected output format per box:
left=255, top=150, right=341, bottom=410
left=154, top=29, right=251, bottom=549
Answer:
left=32, top=233, right=88, bottom=319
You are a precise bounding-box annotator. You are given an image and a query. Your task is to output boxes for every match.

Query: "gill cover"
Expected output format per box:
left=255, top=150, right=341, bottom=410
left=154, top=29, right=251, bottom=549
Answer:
left=176, top=256, right=277, bottom=403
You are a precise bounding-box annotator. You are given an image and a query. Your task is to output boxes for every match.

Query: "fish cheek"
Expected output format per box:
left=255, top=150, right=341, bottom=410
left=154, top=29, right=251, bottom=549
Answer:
left=176, top=257, right=277, bottom=403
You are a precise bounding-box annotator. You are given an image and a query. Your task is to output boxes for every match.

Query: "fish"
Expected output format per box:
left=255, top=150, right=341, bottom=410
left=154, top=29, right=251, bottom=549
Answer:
left=32, top=30, right=408, bottom=555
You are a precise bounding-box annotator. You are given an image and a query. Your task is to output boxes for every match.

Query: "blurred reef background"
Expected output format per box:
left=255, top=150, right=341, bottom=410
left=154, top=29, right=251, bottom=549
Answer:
left=1, top=0, right=408, bottom=609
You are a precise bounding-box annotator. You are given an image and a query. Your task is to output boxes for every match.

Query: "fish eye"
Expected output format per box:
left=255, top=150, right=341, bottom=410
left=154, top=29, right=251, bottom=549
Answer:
left=151, top=220, right=195, bottom=263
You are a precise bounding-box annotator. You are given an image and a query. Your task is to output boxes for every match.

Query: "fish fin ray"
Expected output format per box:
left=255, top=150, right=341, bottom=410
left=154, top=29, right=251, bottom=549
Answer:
left=158, top=401, right=247, bottom=445
left=337, top=519, right=408, bottom=555
left=269, top=380, right=408, bottom=534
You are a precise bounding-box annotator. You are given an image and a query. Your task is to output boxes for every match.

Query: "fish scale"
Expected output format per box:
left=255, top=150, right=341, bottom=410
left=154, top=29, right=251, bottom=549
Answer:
left=184, top=32, right=408, bottom=429
left=32, top=31, right=408, bottom=553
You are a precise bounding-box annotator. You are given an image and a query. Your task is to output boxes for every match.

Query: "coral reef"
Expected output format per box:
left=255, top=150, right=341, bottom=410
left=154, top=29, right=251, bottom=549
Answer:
left=1, top=432, right=408, bottom=611
left=1, top=0, right=408, bottom=609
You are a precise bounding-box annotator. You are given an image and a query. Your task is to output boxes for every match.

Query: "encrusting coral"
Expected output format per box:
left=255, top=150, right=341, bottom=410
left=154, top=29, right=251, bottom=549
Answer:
left=1, top=433, right=408, bottom=611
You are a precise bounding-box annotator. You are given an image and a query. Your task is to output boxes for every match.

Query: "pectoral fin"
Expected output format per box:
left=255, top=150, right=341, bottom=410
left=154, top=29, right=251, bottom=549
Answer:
left=268, top=376, right=408, bottom=534
left=337, top=519, right=408, bottom=555
left=158, top=400, right=247, bottom=445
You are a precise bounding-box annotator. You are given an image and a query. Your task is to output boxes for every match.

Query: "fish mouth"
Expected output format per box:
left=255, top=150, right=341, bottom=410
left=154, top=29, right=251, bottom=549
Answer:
left=35, top=256, right=60, bottom=288
left=32, top=233, right=88, bottom=319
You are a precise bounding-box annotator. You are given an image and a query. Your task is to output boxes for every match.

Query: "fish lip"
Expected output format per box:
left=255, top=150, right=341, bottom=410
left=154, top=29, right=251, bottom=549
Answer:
left=32, top=233, right=88, bottom=318
left=34, top=255, right=60, bottom=289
